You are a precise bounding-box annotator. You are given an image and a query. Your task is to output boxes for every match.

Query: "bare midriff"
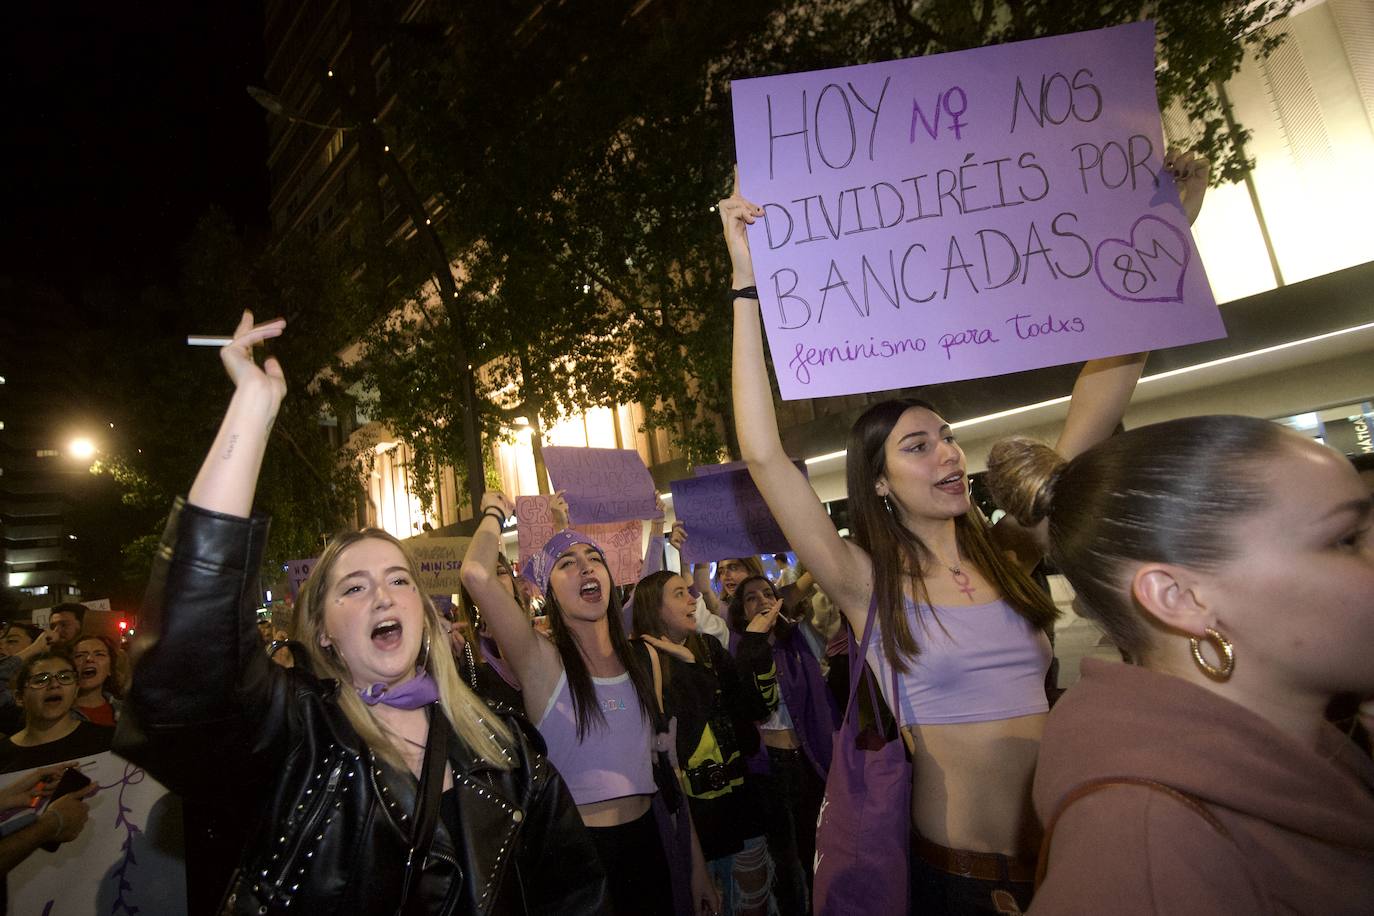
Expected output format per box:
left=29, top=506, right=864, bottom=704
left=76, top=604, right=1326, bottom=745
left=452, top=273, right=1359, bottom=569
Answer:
left=576, top=793, right=652, bottom=828
left=902, top=712, right=1046, bottom=859
left=761, top=727, right=801, bottom=750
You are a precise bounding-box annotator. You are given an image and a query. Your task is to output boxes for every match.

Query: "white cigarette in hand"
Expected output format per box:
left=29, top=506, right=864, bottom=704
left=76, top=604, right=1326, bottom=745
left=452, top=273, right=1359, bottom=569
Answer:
left=186, top=336, right=233, bottom=347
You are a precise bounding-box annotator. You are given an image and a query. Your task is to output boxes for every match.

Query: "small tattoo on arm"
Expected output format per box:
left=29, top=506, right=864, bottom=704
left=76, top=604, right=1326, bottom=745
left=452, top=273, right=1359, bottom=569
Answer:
left=223, top=434, right=239, bottom=460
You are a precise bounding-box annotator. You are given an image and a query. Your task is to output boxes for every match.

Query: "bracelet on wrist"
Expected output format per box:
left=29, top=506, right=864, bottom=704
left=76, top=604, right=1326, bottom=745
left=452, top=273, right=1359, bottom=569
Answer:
left=481, top=507, right=507, bottom=527
left=729, top=285, right=759, bottom=302
left=48, top=809, right=65, bottom=839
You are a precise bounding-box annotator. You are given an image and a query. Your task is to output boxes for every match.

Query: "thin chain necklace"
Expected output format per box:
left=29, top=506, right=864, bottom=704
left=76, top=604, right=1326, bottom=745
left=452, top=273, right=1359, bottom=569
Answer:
left=929, top=551, right=977, bottom=600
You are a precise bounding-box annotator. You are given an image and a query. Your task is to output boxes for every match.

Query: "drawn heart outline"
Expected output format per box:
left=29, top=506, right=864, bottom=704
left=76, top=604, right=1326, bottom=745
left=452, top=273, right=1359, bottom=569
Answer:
left=1093, top=214, right=1191, bottom=303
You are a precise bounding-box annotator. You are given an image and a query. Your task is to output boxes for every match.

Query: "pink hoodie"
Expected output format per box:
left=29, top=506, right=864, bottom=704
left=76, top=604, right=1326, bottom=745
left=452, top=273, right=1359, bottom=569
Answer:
left=1031, top=659, right=1374, bottom=915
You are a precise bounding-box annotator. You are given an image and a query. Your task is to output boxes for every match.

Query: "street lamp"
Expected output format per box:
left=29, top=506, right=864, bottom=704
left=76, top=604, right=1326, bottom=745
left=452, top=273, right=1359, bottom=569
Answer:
left=246, top=86, right=355, bottom=132
left=68, top=437, right=96, bottom=461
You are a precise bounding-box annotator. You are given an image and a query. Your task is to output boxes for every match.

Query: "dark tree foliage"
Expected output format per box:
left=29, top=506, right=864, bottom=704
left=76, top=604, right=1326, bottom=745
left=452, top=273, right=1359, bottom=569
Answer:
left=347, top=0, right=1291, bottom=485
left=90, top=210, right=367, bottom=585
left=100, top=0, right=1290, bottom=571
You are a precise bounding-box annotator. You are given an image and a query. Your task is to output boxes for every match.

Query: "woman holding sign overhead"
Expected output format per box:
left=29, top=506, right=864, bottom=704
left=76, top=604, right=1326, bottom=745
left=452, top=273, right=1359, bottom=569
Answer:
left=719, top=151, right=1209, bottom=915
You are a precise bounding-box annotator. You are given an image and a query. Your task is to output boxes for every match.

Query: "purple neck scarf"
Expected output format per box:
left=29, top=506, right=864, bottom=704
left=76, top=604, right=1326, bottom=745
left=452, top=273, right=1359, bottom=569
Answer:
left=357, top=672, right=439, bottom=709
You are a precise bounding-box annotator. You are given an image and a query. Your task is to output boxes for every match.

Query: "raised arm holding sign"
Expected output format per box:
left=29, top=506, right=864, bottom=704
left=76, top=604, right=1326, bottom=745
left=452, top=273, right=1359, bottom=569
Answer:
left=722, top=23, right=1214, bottom=913
left=541, top=446, right=660, bottom=524
left=731, top=21, right=1218, bottom=398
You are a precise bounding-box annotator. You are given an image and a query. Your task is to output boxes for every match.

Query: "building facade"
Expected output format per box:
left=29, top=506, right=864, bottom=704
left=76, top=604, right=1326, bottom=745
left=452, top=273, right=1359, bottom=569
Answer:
left=262, top=1, right=1374, bottom=543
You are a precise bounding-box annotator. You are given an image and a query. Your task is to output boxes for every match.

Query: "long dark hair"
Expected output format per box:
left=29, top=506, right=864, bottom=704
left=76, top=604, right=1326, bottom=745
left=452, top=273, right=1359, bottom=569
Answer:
left=726, top=575, right=800, bottom=643
left=986, top=416, right=1288, bottom=658
left=847, top=398, right=1059, bottom=671
left=631, top=571, right=711, bottom=692
left=546, top=564, right=657, bottom=740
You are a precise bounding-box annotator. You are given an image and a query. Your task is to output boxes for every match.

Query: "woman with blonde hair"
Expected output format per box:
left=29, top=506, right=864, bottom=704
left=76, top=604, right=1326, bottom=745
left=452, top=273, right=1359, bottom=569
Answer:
left=114, top=313, right=605, bottom=915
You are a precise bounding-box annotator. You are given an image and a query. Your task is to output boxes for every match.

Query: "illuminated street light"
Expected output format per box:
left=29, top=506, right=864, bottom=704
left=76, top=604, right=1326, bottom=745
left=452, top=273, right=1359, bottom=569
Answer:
left=68, top=437, right=96, bottom=461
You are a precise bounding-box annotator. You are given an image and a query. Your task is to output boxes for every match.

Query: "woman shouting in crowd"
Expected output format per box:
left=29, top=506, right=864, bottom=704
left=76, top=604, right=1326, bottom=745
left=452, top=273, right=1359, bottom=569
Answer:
left=115, top=312, right=605, bottom=915
left=463, top=502, right=720, bottom=916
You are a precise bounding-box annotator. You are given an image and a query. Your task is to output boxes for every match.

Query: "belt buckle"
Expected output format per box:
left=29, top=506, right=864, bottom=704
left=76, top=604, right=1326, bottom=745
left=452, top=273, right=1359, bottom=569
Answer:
left=952, top=849, right=977, bottom=878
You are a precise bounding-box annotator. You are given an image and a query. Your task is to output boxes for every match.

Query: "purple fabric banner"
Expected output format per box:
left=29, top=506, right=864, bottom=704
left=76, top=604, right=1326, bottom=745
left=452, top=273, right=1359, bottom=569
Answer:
left=670, top=466, right=803, bottom=564
left=731, top=21, right=1224, bottom=399
left=542, top=446, right=660, bottom=524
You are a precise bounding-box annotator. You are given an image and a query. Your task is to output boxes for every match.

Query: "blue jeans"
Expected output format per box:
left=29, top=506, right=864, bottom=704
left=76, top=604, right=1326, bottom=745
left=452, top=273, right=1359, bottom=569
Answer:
left=710, top=836, right=779, bottom=916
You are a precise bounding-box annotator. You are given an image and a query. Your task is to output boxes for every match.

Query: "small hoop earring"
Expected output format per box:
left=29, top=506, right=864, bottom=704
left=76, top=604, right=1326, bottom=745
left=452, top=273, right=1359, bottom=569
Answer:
left=882, top=494, right=895, bottom=516
left=1189, top=627, right=1234, bottom=681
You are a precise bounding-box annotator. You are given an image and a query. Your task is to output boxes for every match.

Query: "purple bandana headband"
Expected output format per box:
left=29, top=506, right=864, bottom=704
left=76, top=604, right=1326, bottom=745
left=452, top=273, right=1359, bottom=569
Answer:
left=529, top=529, right=607, bottom=595
left=358, top=671, right=440, bottom=709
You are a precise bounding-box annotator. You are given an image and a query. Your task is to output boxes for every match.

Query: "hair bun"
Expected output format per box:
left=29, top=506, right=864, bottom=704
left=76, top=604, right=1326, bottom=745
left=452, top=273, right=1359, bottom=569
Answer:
left=985, top=436, right=1067, bottom=527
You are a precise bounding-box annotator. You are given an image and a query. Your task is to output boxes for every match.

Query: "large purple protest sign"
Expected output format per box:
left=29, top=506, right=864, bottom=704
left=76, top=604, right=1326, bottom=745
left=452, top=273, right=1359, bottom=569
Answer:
left=542, top=446, right=660, bottom=524
left=731, top=21, right=1224, bottom=399
left=671, top=465, right=804, bottom=565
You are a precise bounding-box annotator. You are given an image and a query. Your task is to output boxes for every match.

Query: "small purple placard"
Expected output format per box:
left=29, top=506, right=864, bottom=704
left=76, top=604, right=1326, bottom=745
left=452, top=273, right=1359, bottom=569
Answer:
left=730, top=21, right=1224, bottom=399
left=670, top=465, right=803, bottom=564
left=542, top=446, right=660, bottom=524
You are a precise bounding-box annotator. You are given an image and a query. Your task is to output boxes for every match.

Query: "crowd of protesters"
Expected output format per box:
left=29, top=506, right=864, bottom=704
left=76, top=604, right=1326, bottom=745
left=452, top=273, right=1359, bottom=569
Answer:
left=1, top=146, right=1371, bottom=915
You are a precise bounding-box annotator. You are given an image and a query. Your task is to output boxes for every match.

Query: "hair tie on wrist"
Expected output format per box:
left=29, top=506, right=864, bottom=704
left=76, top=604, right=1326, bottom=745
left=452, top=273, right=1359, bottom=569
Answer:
left=482, top=507, right=507, bottom=527
left=729, top=286, right=759, bottom=302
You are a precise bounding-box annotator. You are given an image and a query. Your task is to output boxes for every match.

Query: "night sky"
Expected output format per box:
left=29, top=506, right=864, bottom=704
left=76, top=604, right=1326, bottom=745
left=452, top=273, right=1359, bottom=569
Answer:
left=1, top=0, right=270, bottom=454
left=2, top=1, right=268, bottom=311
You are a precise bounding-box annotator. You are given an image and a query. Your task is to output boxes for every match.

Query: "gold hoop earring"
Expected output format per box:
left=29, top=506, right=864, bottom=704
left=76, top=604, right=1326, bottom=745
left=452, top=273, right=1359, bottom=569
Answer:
left=1189, top=627, right=1234, bottom=681
left=417, top=632, right=431, bottom=672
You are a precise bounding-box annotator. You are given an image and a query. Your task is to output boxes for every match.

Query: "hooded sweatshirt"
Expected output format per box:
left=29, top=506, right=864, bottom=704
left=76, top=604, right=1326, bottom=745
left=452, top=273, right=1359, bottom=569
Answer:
left=1031, top=659, right=1374, bottom=915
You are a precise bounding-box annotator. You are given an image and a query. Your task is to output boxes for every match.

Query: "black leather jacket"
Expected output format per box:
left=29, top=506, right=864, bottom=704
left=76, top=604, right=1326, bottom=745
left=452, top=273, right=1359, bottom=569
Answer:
left=114, top=500, right=608, bottom=915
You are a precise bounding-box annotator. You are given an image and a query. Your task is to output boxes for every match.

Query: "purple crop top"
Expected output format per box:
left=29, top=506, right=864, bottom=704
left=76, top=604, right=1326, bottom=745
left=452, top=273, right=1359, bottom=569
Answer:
left=865, top=597, right=1051, bottom=726
left=535, top=670, right=655, bottom=806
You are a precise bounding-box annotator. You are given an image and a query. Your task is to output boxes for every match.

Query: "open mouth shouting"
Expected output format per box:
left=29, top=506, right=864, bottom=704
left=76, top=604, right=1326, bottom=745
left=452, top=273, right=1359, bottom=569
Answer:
left=79, top=666, right=101, bottom=684
left=935, top=471, right=967, bottom=495
left=578, top=579, right=603, bottom=603
left=371, top=618, right=404, bottom=650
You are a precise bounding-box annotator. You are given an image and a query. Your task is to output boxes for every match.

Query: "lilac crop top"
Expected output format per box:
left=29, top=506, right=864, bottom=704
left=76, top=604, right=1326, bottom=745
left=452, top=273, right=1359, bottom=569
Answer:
left=865, top=598, right=1051, bottom=726
left=536, top=670, right=655, bottom=806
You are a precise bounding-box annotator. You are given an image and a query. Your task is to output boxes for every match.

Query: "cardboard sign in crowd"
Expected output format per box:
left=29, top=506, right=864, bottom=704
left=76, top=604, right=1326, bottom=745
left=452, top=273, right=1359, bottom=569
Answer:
left=731, top=21, right=1224, bottom=399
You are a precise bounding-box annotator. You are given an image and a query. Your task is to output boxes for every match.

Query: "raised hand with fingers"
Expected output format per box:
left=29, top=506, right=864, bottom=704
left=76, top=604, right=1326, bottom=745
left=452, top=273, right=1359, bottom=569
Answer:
left=640, top=634, right=696, bottom=664
left=745, top=593, right=783, bottom=634
left=719, top=168, right=764, bottom=289
left=481, top=491, right=516, bottom=525
left=1164, top=147, right=1211, bottom=226
left=187, top=311, right=289, bottom=518
left=221, top=310, right=287, bottom=407
left=549, top=490, right=570, bottom=531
